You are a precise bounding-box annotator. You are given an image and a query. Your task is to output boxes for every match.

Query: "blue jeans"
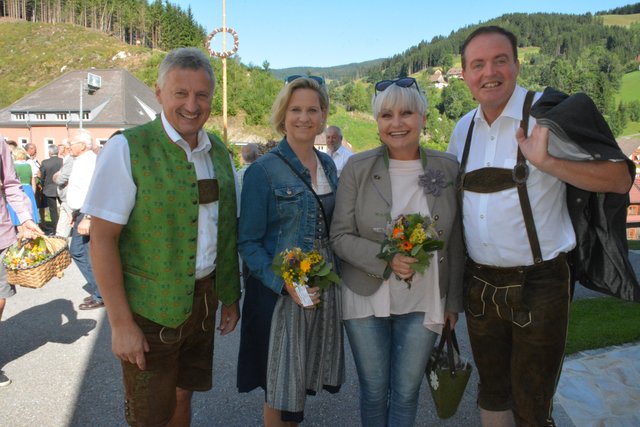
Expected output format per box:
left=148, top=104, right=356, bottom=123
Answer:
left=70, top=213, right=101, bottom=302
left=344, top=312, right=437, bottom=427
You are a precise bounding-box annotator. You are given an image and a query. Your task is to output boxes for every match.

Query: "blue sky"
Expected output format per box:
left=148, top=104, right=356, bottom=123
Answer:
left=175, top=0, right=636, bottom=69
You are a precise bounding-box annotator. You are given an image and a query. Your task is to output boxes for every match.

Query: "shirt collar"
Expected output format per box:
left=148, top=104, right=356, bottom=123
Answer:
left=160, top=112, right=211, bottom=153
left=475, top=84, right=528, bottom=125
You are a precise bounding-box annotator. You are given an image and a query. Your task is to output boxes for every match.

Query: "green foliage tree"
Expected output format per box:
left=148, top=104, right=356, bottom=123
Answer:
left=440, top=79, right=476, bottom=119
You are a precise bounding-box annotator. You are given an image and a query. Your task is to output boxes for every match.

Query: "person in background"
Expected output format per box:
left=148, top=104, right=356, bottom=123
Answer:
left=66, top=129, right=101, bottom=310
left=330, top=77, right=463, bottom=426
left=4, top=139, right=18, bottom=154
left=24, top=142, right=44, bottom=226
left=84, top=47, right=241, bottom=426
left=40, top=145, right=63, bottom=234
left=448, top=26, right=633, bottom=427
left=237, top=143, right=260, bottom=188
left=8, top=148, right=40, bottom=226
left=0, top=138, right=44, bottom=387
left=325, top=125, right=352, bottom=177
left=53, top=140, right=74, bottom=238
left=237, top=76, right=344, bottom=426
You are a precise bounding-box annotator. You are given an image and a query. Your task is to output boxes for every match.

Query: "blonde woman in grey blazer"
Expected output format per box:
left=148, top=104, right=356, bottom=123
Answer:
left=330, top=78, right=464, bottom=426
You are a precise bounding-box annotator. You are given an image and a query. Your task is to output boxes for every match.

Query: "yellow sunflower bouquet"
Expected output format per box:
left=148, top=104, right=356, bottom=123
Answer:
left=272, top=248, right=340, bottom=306
left=377, top=213, right=444, bottom=287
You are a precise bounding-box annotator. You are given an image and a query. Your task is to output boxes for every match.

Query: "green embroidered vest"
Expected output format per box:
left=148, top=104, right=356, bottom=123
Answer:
left=119, top=117, right=240, bottom=328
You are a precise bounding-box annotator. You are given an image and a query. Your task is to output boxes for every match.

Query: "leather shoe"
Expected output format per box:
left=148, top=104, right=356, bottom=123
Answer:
left=83, top=295, right=94, bottom=303
left=79, top=299, right=105, bottom=310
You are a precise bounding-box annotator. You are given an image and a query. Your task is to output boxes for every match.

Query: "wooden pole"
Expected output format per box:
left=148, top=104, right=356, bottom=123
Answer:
left=222, top=0, right=228, bottom=145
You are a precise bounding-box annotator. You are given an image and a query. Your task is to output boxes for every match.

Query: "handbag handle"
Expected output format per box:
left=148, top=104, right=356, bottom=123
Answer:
left=434, top=319, right=462, bottom=377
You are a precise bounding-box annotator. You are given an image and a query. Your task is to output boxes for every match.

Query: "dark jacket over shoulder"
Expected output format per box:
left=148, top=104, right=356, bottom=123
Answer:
left=531, top=87, right=639, bottom=302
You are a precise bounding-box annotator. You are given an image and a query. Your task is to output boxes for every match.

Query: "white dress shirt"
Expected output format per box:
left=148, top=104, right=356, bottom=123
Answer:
left=83, top=113, right=240, bottom=279
left=447, top=85, right=576, bottom=267
left=67, top=150, right=96, bottom=210
left=330, top=145, right=353, bottom=177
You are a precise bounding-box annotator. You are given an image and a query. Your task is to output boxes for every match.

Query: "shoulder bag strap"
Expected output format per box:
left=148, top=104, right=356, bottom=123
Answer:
left=271, top=150, right=331, bottom=236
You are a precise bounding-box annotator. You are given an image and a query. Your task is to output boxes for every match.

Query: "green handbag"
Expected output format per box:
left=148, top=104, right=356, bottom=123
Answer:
left=425, top=320, right=473, bottom=419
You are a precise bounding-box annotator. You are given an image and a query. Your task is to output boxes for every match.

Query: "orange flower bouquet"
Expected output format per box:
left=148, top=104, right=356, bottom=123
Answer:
left=377, top=213, right=444, bottom=287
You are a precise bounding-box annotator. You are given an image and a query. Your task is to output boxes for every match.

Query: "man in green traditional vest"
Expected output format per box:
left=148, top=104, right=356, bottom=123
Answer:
left=84, top=47, right=241, bottom=427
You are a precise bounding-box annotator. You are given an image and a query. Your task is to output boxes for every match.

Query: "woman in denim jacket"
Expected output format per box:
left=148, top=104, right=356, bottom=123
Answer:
left=237, top=76, right=344, bottom=426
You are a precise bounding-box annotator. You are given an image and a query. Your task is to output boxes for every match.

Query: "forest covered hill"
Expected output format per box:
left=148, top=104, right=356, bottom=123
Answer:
left=1, top=3, right=639, bottom=148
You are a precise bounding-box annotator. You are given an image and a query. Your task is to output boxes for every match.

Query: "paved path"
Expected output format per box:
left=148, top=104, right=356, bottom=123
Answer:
left=0, top=253, right=639, bottom=426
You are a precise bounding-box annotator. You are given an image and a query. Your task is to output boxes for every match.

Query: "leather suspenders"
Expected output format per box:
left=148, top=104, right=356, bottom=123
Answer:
left=458, top=91, right=543, bottom=264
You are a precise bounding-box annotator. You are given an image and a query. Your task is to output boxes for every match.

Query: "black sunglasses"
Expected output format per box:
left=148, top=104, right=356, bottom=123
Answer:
left=285, top=75, right=325, bottom=87
left=374, top=77, right=419, bottom=94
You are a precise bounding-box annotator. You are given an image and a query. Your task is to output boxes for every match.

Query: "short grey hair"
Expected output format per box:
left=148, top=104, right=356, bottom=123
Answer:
left=48, top=145, right=59, bottom=156
left=241, top=143, right=260, bottom=163
left=372, top=83, right=428, bottom=120
left=69, top=129, right=93, bottom=149
left=157, top=48, right=215, bottom=90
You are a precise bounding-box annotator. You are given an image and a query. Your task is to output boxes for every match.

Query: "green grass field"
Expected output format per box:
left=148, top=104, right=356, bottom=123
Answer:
left=617, top=70, right=640, bottom=104
left=566, top=296, right=640, bottom=355
left=602, top=13, right=640, bottom=27
left=327, top=106, right=380, bottom=152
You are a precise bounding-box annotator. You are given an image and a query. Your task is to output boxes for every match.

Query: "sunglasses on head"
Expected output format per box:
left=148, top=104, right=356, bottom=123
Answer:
left=285, top=75, right=325, bottom=87
left=374, top=77, right=419, bottom=94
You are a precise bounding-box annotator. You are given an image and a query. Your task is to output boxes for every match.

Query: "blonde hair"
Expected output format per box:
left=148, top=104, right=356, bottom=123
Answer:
left=372, top=83, right=428, bottom=120
left=270, top=77, right=329, bottom=136
left=12, top=147, right=29, bottom=161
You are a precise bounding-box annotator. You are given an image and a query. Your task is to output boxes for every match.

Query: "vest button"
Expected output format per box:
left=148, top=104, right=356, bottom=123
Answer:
left=192, top=200, right=198, bottom=205
left=192, top=217, right=198, bottom=223
left=434, top=215, right=439, bottom=221
left=191, top=182, right=196, bottom=188
left=187, top=290, right=194, bottom=295
left=190, top=255, right=195, bottom=260
left=187, top=164, right=193, bottom=169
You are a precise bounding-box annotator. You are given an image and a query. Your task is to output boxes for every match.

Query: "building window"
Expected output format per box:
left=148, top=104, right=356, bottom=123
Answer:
left=14, top=113, right=26, bottom=120
left=83, top=112, right=90, bottom=120
left=36, top=113, right=46, bottom=120
left=19, top=137, right=28, bottom=147
left=45, top=138, right=55, bottom=148
left=56, top=113, right=68, bottom=120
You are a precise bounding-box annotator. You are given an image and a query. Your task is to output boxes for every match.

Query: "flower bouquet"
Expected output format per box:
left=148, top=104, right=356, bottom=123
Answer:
left=377, top=213, right=444, bottom=287
left=272, top=248, right=340, bottom=307
left=3, top=235, right=71, bottom=288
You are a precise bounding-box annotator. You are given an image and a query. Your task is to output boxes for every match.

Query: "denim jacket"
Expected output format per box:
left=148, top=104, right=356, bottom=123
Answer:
left=238, top=139, right=338, bottom=294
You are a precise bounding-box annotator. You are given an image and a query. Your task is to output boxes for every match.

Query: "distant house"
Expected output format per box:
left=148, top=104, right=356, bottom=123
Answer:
left=0, top=68, right=161, bottom=162
left=446, top=67, right=463, bottom=80
left=628, top=176, right=640, bottom=239
left=429, top=69, right=447, bottom=89
left=617, top=137, right=640, bottom=169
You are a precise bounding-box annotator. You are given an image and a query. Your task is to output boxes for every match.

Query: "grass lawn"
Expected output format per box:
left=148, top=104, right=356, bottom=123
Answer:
left=566, top=296, right=640, bottom=355
left=616, top=70, right=640, bottom=105
left=628, top=240, right=640, bottom=250
left=602, top=13, right=640, bottom=28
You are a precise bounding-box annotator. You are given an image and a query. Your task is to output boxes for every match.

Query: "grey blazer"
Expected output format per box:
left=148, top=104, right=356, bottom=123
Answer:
left=330, top=146, right=464, bottom=313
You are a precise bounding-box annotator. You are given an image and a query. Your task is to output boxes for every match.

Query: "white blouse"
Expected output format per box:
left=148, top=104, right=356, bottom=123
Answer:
left=342, top=158, right=445, bottom=333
